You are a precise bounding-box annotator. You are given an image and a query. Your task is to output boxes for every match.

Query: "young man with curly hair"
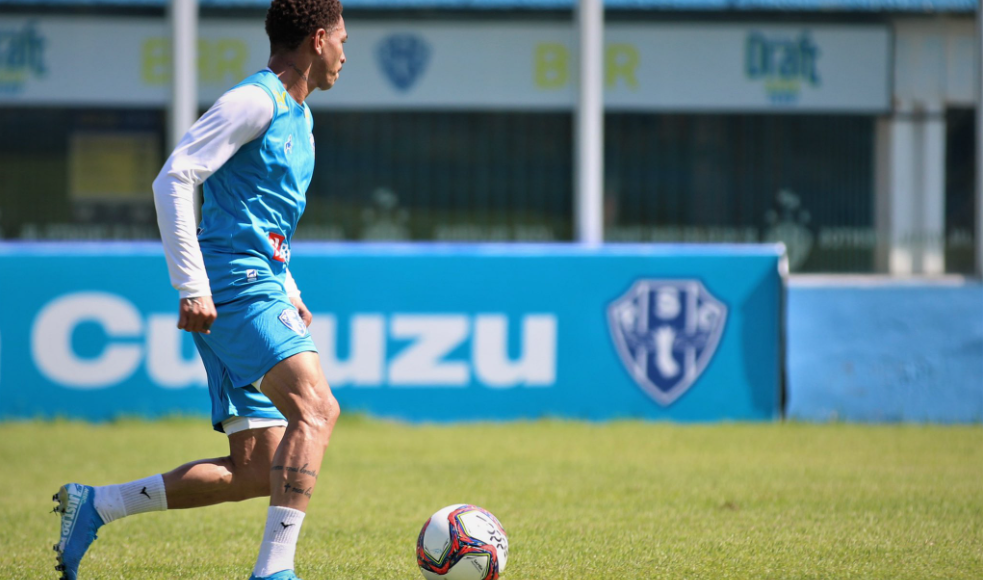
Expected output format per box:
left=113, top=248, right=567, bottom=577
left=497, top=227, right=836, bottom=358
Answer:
left=53, top=2, right=347, bottom=579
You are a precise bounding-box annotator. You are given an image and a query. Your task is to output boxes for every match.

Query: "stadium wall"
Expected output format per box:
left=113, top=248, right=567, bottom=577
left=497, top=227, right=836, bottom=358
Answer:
left=0, top=243, right=784, bottom=424
left=786, top=279, right=983, bottom=423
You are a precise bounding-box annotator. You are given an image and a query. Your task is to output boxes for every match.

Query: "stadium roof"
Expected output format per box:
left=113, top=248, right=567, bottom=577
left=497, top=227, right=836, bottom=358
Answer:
left=0, top=0, right=975, bottom=10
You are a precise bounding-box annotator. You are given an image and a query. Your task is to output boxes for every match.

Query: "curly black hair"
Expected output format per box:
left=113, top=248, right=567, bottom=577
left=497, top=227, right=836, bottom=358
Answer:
left=265, top=0, right=343, bottom=52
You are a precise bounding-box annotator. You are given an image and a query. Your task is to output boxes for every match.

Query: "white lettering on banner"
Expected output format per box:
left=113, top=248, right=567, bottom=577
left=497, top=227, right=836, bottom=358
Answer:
left=28, top=292, right=557, bottom=390
left=473, top=315, right=556, bottom=387
left=31, top=293, right=204, bottom=390
left=146, top=315, right=207, bottom=388
left=389, top=315, right=471, bottom=386
left=309, top=315, right=386, bottom=386
left=312, top=313, right=559, bottom=388
left=32, top=293, right=144, bottom=388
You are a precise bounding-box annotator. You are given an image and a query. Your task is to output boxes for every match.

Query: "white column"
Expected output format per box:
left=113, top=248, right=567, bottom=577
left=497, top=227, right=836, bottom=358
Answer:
left=916, top=103, right=946, bottom=274
left=169, top=0, right=198, bottom=218
left=168, top=0, right=198, bottom=153
left=883, top=108, right=917, bottom=274
left=874, top=104, right=946, bottom=275
left=574, top=0, right=604, bottom=245
left=879, top=20, right=949, bottom=275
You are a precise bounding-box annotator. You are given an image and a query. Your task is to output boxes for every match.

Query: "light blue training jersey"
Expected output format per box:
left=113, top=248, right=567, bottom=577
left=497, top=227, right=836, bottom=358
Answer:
left=198, top=69, right=315, bottom=304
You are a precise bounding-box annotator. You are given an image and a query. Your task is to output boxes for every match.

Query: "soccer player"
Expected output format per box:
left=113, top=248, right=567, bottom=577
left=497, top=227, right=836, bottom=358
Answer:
left=52, top=1, right=346, bottom=579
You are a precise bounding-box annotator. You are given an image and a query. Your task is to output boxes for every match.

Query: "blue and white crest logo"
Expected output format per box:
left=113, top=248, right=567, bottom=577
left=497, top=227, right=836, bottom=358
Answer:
left=608, top=280, right=727, bottom=406
left=278, top=308, right=308, bottom=337
left=376, top=33, right=431, bottom=92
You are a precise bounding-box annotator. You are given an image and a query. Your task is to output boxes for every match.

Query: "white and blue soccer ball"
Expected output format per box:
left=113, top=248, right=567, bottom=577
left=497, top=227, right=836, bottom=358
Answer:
left=416, top=504, right=509, bottom=580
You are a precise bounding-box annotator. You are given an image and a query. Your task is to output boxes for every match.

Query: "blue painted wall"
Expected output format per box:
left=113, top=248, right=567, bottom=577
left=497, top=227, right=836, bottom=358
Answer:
left=786, top=281, right=983, bottom=423
left=0, top=243, right=783, bottom=423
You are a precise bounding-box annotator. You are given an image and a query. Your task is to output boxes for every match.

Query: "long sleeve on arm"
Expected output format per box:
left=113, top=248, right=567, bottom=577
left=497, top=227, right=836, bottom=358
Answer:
left=152, top=84, right=275, bottom=299
left=284, top=268, right=301, bottom=299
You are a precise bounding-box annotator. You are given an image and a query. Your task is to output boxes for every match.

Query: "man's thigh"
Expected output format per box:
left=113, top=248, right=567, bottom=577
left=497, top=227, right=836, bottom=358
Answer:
left=260, top=351, right=336, bottom=420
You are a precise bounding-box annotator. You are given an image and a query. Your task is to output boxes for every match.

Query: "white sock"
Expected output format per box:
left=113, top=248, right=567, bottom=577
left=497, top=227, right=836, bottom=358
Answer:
left=93, top=474, right=168, bottom=524
left=253, top=506, right=306, bottom=577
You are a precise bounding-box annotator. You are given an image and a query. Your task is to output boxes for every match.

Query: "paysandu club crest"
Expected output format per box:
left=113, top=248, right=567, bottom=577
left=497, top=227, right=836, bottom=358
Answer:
left=376, top=33, right=431, bottom=92
left=608, top=279, right=728, bottom=406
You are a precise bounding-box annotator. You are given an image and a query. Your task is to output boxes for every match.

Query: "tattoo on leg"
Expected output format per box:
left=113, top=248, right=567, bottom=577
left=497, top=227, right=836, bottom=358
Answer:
left=282, top=482, right=313, bottom=499
left=271, top=463, right=319, bottom=480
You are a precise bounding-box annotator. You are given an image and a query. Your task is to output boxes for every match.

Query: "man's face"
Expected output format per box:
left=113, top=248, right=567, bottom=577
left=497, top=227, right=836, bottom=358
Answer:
left=315, top=17, right=347, bottom=91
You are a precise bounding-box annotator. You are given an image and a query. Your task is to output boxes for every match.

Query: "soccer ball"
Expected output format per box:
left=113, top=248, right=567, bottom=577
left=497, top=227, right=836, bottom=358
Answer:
left=416, top=504, right=509, bottom=580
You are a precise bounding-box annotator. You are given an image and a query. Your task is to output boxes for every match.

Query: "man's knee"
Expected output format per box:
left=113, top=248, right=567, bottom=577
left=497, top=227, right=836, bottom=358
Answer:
left=320, top=391, right=341, bottom=428
left=264, top=353, right=340, bottom=433
left=297, top=389, right=340, bottom=444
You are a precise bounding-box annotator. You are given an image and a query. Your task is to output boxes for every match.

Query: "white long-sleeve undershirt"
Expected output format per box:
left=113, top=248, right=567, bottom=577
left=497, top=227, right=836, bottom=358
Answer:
left=152, top=83, right=302, bottom=300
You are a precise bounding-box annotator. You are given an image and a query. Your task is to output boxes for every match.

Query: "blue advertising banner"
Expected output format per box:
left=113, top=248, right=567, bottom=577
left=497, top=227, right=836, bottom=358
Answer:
left=0, top=243, right=784, bottom=422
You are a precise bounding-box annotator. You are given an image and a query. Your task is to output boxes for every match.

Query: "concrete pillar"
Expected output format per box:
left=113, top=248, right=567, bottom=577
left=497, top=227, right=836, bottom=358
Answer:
left=169, top=0, right=199, bottom=219
left=877, top=106, right=916, bottom=274
left=575, top=0, right=604, bottom=245
left=916, top=103, right=946, bottom=274
left=168, top=0, right=198, bottom=153
left=878, top=19, right=949, bottom=275
left=875, top=107, right=918, bottom=274
left=875, top=103, right=947, bottom=275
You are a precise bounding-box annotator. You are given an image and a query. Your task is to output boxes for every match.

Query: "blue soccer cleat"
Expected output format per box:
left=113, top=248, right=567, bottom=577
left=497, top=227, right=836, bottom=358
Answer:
left=249, top=571, right=303, bottom=580
left=52, top=483, right=104, bottom=580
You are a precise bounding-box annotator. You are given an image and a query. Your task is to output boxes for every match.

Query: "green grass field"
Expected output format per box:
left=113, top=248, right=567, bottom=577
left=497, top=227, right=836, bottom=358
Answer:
left=0, top=418, right=980, bottom=579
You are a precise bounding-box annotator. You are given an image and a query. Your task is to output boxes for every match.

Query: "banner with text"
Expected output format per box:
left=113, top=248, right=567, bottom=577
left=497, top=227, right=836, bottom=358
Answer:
left=0, top=243, right=783, bottom=422
left=0, top=17, right=889, bottom=111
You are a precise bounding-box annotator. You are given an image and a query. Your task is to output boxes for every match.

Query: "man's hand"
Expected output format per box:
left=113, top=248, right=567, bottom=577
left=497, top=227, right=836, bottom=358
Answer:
left=178, top=296, right=218, bottom=334
left=290, top=296, right=313, bottom=327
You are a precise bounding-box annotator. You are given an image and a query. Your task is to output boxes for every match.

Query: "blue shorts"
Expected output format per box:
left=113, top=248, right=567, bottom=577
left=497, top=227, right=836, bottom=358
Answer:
left=192, top=293, right=317, bottom=433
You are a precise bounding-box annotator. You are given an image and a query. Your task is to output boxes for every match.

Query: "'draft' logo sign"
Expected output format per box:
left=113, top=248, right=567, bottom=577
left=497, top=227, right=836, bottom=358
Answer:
left=376, top=33, right=431, bottom=92
left=608, top=280, right=727, bottom=406
left=745, top=31, right=820, bottom=105
left=0, top=21, right=46, bottom=93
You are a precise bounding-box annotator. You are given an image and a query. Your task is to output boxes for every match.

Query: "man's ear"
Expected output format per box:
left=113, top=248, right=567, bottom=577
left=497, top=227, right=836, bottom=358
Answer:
left=312, top=29, right=327, bottom=54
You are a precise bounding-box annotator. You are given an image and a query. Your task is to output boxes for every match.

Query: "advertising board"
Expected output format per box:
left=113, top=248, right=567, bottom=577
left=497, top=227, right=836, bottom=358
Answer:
left=0, top=243, right=785, bottom=422
left=0, top=18, right=890, bottom=111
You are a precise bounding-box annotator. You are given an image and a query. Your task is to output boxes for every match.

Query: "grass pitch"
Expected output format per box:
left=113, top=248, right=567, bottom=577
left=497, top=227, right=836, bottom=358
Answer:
left=0, top=417, right=980, bottom=579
